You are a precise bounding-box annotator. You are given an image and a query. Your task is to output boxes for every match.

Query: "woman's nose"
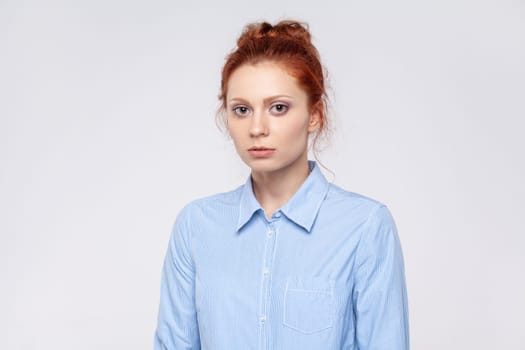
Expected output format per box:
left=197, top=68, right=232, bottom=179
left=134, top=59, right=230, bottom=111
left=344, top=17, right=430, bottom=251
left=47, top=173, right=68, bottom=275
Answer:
left=249, top=112, right=269, bottom=137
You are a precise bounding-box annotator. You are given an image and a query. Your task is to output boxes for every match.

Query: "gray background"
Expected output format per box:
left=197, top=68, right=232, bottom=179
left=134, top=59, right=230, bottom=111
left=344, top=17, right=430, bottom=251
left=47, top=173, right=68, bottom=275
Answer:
left=2, top=0, right=524, bottom=349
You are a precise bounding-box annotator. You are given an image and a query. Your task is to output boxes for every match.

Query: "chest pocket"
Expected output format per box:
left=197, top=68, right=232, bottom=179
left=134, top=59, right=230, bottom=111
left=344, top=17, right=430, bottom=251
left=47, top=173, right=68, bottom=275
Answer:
left=283, top=276, right=335, bottom=334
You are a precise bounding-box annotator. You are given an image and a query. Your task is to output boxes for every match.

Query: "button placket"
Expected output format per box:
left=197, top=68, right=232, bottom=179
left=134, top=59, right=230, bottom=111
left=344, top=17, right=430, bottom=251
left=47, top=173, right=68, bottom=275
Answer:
left=257, top=215, right=280, bottom=349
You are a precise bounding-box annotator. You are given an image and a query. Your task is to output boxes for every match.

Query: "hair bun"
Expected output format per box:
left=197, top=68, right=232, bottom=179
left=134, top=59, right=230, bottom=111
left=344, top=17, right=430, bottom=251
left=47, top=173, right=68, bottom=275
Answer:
left=237, top=20, right=312, bottom=48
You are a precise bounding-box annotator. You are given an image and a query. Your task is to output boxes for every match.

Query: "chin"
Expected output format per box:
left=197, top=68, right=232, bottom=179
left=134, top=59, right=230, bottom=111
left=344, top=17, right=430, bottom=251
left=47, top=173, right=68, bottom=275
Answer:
left=239, top=157, right=274, bottom=172
left=243, top=157, right=302, bottom=175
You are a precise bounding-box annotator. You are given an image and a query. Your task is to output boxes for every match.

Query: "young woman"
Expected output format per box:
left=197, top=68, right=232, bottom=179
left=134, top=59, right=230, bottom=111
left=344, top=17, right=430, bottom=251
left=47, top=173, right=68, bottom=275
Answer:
left=154, top=20, right=409, bottom=350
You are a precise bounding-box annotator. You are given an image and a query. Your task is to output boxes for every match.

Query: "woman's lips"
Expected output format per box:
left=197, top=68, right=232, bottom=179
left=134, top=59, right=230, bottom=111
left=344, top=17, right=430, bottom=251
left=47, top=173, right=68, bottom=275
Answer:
left=248, top=147, right=275, bottom=158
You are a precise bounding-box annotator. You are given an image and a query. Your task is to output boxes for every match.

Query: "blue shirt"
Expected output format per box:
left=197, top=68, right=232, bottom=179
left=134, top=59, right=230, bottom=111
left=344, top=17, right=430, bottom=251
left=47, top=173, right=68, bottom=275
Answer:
left=154, top=161, right=409, bottom=349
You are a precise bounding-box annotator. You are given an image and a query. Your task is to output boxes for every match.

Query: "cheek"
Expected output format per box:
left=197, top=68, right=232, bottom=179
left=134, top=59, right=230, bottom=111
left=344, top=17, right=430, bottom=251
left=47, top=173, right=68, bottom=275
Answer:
left=227, top=125, right=248, bottom=154
left=278, top=117, right=310, bottom=140
left=229, top=131, right=242, bottom=148
left=226, top=121, right=241, bottom=141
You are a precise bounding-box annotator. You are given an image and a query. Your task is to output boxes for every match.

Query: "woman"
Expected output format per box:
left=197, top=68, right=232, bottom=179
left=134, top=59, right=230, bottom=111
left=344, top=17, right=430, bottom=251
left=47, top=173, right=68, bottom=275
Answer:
left=154, top=20, right=409, bottom=350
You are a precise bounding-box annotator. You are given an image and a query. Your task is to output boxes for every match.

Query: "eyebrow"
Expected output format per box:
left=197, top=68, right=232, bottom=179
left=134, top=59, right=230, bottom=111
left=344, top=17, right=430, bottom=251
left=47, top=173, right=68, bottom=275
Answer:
left=228, top=94, right=293, bottom=105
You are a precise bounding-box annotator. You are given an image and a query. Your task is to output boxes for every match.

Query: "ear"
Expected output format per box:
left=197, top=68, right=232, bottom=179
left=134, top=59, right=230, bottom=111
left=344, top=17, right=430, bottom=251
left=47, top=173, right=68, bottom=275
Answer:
left=308, top=103, right=322, bottom=133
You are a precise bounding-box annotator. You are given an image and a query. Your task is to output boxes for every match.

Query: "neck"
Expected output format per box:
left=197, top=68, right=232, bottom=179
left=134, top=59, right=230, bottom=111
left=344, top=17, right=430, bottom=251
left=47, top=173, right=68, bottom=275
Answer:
left=251, top=156, right=311, bottom=219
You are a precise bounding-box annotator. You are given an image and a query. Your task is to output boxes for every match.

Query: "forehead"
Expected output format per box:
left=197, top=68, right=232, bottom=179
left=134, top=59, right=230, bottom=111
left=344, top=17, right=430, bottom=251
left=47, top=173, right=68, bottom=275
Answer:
left=226, top=61, right=307, bottom=102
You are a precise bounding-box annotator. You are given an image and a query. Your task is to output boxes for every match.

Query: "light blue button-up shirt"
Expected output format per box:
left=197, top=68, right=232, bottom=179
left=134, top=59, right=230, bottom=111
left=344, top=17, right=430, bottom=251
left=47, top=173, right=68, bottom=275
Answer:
left=154, top=161, right=409, bottom=349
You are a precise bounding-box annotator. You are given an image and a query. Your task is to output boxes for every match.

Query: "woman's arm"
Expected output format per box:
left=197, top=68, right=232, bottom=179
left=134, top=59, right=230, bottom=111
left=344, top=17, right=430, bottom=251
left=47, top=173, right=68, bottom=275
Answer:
left=154, top=206, right=200, bottom=350
left=352, top=205, right=410, bottom=349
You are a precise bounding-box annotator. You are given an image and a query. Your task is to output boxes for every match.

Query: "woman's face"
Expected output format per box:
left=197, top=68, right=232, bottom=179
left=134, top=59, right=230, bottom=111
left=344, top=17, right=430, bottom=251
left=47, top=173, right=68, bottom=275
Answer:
left=226, top=61, right=320, bottom=176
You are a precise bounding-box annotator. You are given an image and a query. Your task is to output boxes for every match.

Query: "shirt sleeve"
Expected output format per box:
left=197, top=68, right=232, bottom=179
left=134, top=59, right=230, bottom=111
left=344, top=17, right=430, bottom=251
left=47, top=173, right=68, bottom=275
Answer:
left=352, top=205, right=409, bottom=350
left=154, top=205, right=201, bottom=350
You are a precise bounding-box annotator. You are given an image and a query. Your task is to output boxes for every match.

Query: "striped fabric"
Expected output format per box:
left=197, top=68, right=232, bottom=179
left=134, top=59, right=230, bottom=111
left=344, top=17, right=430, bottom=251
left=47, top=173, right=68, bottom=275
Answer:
left=154, top=161, right=409, bottom=349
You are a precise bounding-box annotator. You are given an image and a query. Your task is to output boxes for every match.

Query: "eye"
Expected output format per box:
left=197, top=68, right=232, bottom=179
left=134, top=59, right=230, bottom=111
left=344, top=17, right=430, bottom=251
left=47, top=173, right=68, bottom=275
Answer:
left=232, top=105, right=251, bottom=117
left=270, top=103, right=289, bottom=115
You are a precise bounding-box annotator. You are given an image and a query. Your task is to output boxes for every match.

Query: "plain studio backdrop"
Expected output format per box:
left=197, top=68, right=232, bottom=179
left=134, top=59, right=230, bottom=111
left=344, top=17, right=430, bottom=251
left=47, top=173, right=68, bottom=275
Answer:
left=1, top=0, right=524, bottom=349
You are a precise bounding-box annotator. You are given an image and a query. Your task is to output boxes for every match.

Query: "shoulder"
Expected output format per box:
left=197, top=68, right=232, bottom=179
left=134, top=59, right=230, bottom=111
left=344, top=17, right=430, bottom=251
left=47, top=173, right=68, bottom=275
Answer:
left=323, top=185, right=403, bottom=266
left=173, top=185, right=244, bottom=224
left=324, top=183, right=389, bottom=217
left=321, top=183, right=398, bottom=240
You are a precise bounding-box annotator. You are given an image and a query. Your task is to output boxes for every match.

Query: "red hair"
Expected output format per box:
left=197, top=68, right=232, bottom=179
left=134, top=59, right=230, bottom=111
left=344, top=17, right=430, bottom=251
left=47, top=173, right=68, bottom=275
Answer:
left=218, top=20, right=329, bottom=150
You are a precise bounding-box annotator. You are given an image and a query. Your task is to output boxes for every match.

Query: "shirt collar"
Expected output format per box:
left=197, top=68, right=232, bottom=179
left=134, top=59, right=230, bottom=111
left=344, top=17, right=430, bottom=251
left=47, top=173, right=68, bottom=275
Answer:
left=236, top=161, right=329, bottom=233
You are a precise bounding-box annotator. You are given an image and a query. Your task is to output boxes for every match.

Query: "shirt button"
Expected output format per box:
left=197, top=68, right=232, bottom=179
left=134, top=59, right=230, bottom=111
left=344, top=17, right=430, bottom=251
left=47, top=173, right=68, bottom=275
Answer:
left=263, top=268, right=270, bottom=276
left=267, top=230, right=274, bottom=237
left=259, top=315, right=266, bottom=323
left=273, top=212, right=282, bottom=218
